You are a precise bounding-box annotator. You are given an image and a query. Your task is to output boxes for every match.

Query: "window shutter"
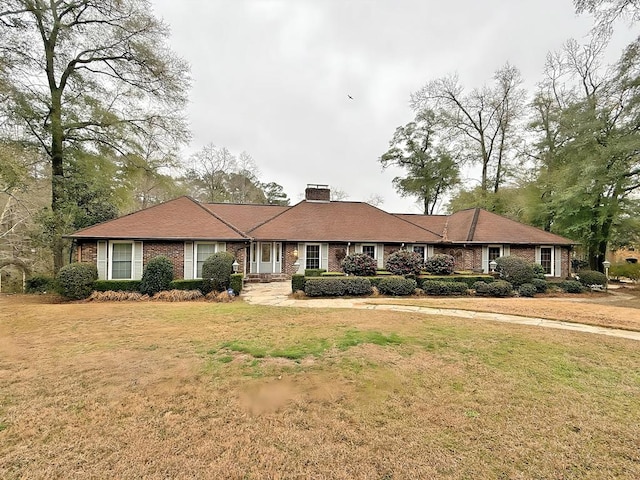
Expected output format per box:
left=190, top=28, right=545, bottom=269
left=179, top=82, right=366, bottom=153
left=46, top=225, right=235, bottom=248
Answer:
left=535, top=247, right=541, bottom=264
left=482, top=246, right=489, bottom=273
left=376, top=244, right=384, bottom=268
left=216, top=242, right=227, bottom=253
left=133, top=242, right=143, bottom=280
left=554, top=247, right=562, bottom=278
left=321, top=243, right=329, bottom=270
left=297, top=243, right=305, bottom=274
left=184, top=242, right=194, bottom=279
left=503, top=244, right=510, bottom=257
left=427, top=245, right=434, bottom=258
left=355, top=243, right=362, bottom=254
left=97, top=241, right=107, bottom=280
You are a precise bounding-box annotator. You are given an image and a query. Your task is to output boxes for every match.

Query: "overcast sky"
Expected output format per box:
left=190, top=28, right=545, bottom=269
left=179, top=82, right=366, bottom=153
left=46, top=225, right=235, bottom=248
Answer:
left=150, top=0, right=635, bottom=213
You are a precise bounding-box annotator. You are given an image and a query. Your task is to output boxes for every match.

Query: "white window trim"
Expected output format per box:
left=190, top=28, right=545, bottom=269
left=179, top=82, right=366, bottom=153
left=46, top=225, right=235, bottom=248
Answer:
left=194, top=242, right=220, bottom=279
left=305, top=243, right=321, bottom=269
left=538, top=245, right=555, bottom=277
left=412, top=244, right=428, bottom=261
left=488, top=244, right=503, bottom=259
left=108, top=240, right=134, bottom=280
left=362, top=243, right=377, bottom=259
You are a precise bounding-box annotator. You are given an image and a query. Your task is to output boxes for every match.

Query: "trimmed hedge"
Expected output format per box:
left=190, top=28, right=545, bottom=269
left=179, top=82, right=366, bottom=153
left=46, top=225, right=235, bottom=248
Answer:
left=560, top=280, right=584, bottom=293
left=424, top=254, right=455, bottom=275
left=202, top=251, right=235, bottom=293
left=576, top=270, right=607, bottom=287
left=230, top=274, right=243, bottom=295
left=377, top=276, right=417, bottom=296
left=385, top=250, right=424, bottom=276
left=170, top=279, right=205, bottom=291
left=417, top=275, right=493, bottom=289
left=342, top=253, right=377, bottom=276
left=291, top=274, right=305, bottom=292
left=139, top=255, right=174, bottom=296
left=25, top=275, right=57, bottom=293
left=518, top=283, right=537, bottom=297
left=57, top=262, right=98, bottom=300
left=321, top=271, right=346, bottom=276
left=475, top=279, right=513, bottom=297
left=304, top=277, right=372, bottom=297
left=94, top=280, right=142, bottom=292
left=421, top=280, right=469, bottom=296
left=305, top=268, right=326, bottom=277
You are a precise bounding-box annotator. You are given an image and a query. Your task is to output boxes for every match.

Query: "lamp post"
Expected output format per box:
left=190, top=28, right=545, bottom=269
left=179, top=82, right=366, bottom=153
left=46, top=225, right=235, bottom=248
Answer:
left=603, top=260, right=611, bottom=290
left=489, top=260, right=497, bottom=273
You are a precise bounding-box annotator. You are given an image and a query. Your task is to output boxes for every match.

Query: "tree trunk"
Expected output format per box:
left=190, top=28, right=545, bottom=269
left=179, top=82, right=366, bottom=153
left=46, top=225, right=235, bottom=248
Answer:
left=51, top=89, right=65, bottom=273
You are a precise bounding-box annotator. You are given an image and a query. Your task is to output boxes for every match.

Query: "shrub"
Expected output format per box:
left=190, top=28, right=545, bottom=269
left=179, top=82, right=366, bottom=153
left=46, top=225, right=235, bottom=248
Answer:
left=518, top=283, right=537, bottom=297
left=377, top=276, right=417, bottom=296
left=421, top=280, right=468, bottom=296
left=139, top=256, right=174, bottom=296
left=424, top=254, right=455, bottom=275
left=321, top=271, right=346, bottom=276
left=576, top=270, right=607, bottom=288
left=25, top=275, right=57, bottom=293
left=291, top=274, right=305, bottom=292
left=93, top=280, right=142, bottom=292
left=304, top=277, right=372, bottom=297
left=202, top=251, right=235, bottom=293
left=305, top=268, right=326, bottom=277
left=610, top=262, right=640, bottom=281
left=560, top=280, right=584, bottom=293
left=170, top=279, right=205, bottom=291
left=417, top=275, right=493, bottom=289
left=571, top=258, right=589, bottom=272
left=341, top=253, right=377, bottom=276
left=229, top=274, right=243, bottom=295
left=531, top=278, right=548, bottom=293
left=532, top=263, right=547, bottom=279
left=57, top=262, right=98, bottom=300
left=385, top=250, right=424, bottom=276
left=494, top=256, right=535, bottom=287
left=475, top=279, right=513, bottom=297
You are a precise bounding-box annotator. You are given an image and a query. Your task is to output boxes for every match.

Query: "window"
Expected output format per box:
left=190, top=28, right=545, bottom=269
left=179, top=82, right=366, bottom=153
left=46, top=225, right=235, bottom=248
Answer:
left=261, top=243, right=272, bottom=263
left=306, top=244, right=320, bottom=269
left=488, top=246, right=501, bottom=262
left=196, top=243, right=217, bottom=278
left=362, top=244, right=376, bottom=259
left=413, top=245, right=426, bottom=260
left=111, top=243, right=132, bottom=279
left=540, top=247, right=553, bottom=275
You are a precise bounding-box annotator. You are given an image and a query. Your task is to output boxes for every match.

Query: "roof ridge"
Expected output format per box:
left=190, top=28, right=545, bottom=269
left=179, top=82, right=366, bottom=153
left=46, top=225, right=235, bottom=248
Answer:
left=466, top=208, right=480, bottom=242
left=246, top=200, right=297, bottom=234
left=190, top=197, right=250, bottom=239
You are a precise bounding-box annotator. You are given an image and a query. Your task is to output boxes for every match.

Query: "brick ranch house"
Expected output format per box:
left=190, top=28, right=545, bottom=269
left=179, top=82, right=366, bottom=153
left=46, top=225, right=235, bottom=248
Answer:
left=69, top=185, right=576, bottom=281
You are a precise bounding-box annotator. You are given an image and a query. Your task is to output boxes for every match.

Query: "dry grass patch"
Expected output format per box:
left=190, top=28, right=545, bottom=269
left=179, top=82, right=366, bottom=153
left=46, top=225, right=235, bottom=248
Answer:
left=1, top=295, right=639, bottom=479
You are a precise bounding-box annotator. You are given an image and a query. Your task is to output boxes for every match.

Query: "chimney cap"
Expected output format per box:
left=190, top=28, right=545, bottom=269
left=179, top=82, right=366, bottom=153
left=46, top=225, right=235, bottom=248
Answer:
left=306, top=183, right=329, bottom=189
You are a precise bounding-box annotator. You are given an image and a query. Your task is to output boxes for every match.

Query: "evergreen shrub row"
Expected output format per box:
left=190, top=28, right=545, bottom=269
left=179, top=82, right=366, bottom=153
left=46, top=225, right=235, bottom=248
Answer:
left=304, top=277, right=372, bottom=297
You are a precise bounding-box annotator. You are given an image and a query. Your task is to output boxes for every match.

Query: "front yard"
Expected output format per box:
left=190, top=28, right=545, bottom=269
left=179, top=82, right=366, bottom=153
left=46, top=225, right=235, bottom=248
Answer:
left=1, top=294, right=639, bottom=478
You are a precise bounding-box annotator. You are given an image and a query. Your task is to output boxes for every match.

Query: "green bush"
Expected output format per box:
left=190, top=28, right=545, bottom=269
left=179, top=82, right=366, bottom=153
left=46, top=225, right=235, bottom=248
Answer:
left=25, top=275, right=57, bottom=293
left=531, top=278, right=548, bottom=293
left=385, top=250, right=424, bottom=276
left=93, top=280, right=142, bottom=292
left=417, top=275, right=493, bottom=289
left=494, top=256, right=535, bottom=287
left=377, top=276, right=417, bottom=296
left=321, top=271, right=346, bottom=276
left=57, top=262, right=98, bottom=300
left=341, top=253, right=377, bottom=276
left=169, top=279, right=205, bottom=291
left=610, top=262, right=640, bottom=281
left=139, top=256, right=174, bottom=296
left=305, top=268, right=326, bottom=277
left=532, top=263, right=547, bottom=279
left=475, top=279, right=513, bottom=297
left=229, top=274, right=243, bottom=294
left=576, top=270, right=607, bottom=287
left=560, top=280, right=584, bottom=293
left=304, top=277, right=372, bottom=297
left=518, top=283, right=537, bottom=297
left=291, top=274, right=305, bottom=292
left=421, top=280, right=468, bottom=296
left=424, top=254, right=455, bottom=275
left=202, top=251, right=235, bottom=293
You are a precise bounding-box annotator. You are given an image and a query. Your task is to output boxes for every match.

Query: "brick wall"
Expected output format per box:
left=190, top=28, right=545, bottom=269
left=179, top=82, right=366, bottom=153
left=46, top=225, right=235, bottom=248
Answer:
left=143, top=241, right=185, bottom=279
left=79, top=241, right=97, bottom=264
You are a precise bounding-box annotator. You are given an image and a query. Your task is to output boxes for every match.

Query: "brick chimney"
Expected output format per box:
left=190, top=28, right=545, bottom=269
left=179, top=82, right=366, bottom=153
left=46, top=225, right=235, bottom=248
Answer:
left=305, top=184, right=331, bottom=202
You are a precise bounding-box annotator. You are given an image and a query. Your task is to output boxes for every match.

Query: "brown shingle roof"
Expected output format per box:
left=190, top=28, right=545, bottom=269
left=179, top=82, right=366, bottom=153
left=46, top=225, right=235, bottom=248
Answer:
left=203, top=203, right=289, bottom=232
left=444, top=208, right=575, bottom=245
left=70, top=196, right=248, bottom=240
left=249, top=201, right=442, bottom=242
left=393, top=214, right=447, bottom=238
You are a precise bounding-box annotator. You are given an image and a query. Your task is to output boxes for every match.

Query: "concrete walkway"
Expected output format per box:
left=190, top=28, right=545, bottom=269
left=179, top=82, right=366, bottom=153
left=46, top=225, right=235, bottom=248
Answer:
left=241, top=281, right=640, bottom=342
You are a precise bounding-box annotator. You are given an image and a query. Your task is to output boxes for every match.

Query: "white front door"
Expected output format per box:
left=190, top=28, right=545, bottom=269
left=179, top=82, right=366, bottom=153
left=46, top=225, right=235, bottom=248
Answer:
left=252, top=242, right=282, bottom=274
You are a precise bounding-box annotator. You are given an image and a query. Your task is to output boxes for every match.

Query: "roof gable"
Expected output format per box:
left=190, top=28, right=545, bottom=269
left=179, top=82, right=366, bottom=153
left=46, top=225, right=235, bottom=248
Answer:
left=70, top=196, right=248, bottom=240
left=249, top=201, right=442, bottom=242
left=204, top=203, right=289, bottom=232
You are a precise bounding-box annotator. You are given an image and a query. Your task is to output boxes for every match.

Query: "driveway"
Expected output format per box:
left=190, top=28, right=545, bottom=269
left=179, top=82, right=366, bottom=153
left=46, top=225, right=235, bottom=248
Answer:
left=241, top=281, right=640, bottom=342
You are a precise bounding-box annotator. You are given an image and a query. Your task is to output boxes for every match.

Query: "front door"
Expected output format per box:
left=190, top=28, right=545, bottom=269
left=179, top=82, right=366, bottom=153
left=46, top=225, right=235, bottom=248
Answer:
left=252, top=242, right=282, bottom=274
